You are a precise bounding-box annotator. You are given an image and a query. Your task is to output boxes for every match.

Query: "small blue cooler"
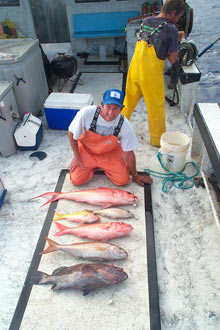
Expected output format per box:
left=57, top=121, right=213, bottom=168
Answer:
left=0, top=177, right=7, bottom=208
left=44, top=93, right=93, bottom=130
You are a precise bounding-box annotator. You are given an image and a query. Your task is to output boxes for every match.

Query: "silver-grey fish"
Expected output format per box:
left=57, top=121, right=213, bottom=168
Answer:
left=40, top=237, right=128, bottom=261
left=92, top=207, right=135, bottom=219
left=31, top=263, right=128, bottom=295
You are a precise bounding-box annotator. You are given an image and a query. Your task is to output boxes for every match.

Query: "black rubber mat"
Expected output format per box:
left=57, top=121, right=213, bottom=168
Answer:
left=9, top=169, right=160, bottom=330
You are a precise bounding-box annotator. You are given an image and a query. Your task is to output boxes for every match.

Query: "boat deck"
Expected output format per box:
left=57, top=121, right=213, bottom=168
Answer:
left=1, top=55, right=220, bottom=330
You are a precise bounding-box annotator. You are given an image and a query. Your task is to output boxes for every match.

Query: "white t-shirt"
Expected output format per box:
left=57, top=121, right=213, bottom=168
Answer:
left=68, top=105, right=139, bottom=152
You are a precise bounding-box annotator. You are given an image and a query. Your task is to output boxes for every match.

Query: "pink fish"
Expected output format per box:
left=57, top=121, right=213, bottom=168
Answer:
left=54, top=222, right=133, bottom=242
left=32, top=187, right=139, bottom=208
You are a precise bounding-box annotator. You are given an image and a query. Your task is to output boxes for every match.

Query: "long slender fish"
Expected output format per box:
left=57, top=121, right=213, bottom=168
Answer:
left=32, top=187, right=138, bottom=208
left=31, top=263, right=128, bottom=296
left=92, top=207, right=135, bottom=219
left=53, top=211, right=100, bottom=223
left=41, top=238, right=128, bottom=261
left=54, top=222, right=133, bottom=242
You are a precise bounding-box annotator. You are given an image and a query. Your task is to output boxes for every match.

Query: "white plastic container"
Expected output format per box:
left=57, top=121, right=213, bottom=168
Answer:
left=159, top=131, right=190, bottom=173
left=0, top=38, right=48, bottom=118
left=44, top=93, right=93, bottom=130
left=0, top=81, right=20, bottom=157
left=14, top=113, right=43, bottom=150
left=99, top=44, right=106, bottom=60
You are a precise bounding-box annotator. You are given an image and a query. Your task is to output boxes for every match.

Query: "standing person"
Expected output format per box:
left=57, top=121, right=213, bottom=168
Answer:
left=68, top=89, right=152, bottom=187
left=122, top=0, right=186, bottom=147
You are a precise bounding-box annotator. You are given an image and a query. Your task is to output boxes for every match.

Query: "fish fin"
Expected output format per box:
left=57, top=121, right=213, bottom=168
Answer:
left=52, top=266, right=68, bottom=275
left=30, top=192, right=62, bottom=208
left=54, top=222, right=70, bottom=237
left=30, top=270, right=48, bottom=285
left=83, top=288, right=95, bottom=296
left=53, top=212, right=64, bottom=221
left=99, top=203, right=113, bottom=209
left=51, top=284, right=61, bottom=290
left=40, top=238, right=59, bottom=254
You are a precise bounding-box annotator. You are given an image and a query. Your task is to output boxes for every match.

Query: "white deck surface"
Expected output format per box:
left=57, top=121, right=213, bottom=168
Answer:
left=1, top=56, right=220, bottom=330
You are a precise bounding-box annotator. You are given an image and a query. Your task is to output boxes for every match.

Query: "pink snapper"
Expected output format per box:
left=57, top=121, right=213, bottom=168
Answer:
left=54, top=221, right=133, bottom=242
left=32, top=187, right=138, bottom=208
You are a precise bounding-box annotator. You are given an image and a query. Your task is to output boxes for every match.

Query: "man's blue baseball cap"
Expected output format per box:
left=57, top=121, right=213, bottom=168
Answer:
left=103, top=89, right=124, bottom=108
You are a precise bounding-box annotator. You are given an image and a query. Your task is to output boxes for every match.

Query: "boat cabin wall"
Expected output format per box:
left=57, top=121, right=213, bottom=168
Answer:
left=66, top=0, right=162, bottom=55
left=0, top=0, right=163, bottom=55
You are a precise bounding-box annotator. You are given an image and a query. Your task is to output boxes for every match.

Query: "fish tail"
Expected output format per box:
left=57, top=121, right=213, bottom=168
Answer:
left=30, top=270, right=48, bottom=285
left=53, top=212, right=64, bottom=221
left=40, top=237, right=60, bottom=254
left=31, top=192, right=62, bottom=208
left=54, top=222, right=70, bottom=236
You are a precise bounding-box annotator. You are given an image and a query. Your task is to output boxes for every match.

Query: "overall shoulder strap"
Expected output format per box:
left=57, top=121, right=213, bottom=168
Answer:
left=113, top=115, right=124, bottom=137
left=138, top=21, right=168, bottom=44
left=89, top=106, right=101, bottom=133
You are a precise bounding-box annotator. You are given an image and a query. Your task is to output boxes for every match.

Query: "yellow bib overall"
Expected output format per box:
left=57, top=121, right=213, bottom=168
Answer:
left=122, top=40, right=166, bottom=147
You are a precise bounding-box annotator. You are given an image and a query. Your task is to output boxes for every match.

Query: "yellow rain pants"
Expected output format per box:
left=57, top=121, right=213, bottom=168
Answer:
left=122, top=40, right=166, bottom=147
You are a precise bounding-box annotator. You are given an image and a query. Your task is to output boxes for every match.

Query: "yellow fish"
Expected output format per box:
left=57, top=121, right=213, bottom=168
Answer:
left=53, top=210, right=100, bottom=224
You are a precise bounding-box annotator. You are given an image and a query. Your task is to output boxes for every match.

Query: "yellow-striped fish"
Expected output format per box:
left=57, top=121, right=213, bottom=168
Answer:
left=53, top=210, right=100, bottom=224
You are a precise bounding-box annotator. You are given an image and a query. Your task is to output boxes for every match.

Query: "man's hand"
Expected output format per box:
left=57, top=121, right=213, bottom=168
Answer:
left=132, top=173, right=153, bottom=187
left=70, top=155, right=84, bottom=173
left=178, top=30, right=185, bottom=42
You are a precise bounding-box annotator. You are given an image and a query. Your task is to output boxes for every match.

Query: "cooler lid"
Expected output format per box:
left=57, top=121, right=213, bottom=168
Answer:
left=0, top=38, right=39, bottom=64
left=44, top=93, right=94, bottom=109
left=0, top=81, right=13, bottom=100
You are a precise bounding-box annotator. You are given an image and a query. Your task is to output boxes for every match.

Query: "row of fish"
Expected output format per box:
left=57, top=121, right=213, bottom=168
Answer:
left=31, top=187, right=139, bottom=295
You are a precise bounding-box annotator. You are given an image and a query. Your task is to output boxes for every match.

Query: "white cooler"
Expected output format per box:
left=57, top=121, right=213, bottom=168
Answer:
left=14, top=113, right=43, bottom=151
left=0, top=81, right=20, bottom=157
left=0, top=38, right=49, bottom=118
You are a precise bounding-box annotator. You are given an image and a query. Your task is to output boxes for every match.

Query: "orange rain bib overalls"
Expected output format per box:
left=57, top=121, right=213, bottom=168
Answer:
left=70, top=107, right=130, bottom=186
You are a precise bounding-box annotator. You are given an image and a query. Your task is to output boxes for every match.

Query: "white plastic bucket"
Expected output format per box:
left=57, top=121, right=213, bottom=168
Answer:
left=159, top=131, right=190, bottom=172
left=99, top=44, right=106, bottom=60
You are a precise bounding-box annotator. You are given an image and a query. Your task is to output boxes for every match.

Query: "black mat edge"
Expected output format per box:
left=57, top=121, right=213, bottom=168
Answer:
left=9, top=169, right=68, bottom=330
left=70, top=71, right=124, bottom=94
left=84, top=57, right=120, bottom=65
left=69, top=72, right=83, bottom=93
left=142, top=172, right=161, bottom=330
left=9, top=170, right=160, bottom=330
